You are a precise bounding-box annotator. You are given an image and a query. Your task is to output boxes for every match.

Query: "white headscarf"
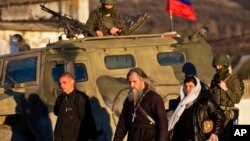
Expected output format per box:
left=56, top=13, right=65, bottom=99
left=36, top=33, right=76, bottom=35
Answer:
left=168, top=76, right=201, bottom=131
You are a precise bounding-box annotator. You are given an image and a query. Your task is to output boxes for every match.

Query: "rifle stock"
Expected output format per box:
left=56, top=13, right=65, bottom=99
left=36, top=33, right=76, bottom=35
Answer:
left=40, top=5, right=96, bottom=37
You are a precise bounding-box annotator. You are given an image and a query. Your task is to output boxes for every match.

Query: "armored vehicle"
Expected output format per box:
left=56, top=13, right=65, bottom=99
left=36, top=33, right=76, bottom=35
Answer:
left=0, top=27, right=215, bottom=141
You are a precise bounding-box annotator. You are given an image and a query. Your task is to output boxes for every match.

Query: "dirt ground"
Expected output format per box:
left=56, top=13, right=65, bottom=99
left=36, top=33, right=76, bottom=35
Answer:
left=236, top=98, right=250, bottom=124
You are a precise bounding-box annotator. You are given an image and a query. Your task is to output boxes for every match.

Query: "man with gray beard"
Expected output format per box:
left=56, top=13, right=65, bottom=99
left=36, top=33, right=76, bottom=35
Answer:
left=113, top=67, right=168, bottom=141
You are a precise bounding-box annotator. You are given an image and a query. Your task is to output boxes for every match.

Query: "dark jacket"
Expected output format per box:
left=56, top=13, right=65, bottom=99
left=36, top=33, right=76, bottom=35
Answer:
left=114, top=90, right=168, bottom=141
left=193, top=90, right=225, bottom=141
left=171, top=89, right=226, bottom=141
left=86, top=7, right=127, bottom=36
left=210, top=74, right=244, bottom=107
left=54, top=89, right=97, bottom=141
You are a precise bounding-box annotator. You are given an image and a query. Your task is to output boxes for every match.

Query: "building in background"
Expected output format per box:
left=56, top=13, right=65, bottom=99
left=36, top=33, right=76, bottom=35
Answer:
left=0, top=0, right=89, bottom=55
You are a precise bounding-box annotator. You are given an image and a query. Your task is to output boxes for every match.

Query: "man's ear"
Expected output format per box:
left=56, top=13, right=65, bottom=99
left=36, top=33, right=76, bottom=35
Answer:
left=71, top=79, right=75, bottom=85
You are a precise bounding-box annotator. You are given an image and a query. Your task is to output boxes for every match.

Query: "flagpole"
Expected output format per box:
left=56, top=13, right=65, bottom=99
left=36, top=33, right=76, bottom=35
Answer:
left=170, top=10, right=174, bottom=32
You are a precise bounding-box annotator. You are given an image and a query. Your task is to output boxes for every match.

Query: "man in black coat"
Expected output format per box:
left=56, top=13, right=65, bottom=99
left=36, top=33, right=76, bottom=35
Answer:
left=54, top=72, right=97, bottom=141
left=114, top=67, right=168, bottom=141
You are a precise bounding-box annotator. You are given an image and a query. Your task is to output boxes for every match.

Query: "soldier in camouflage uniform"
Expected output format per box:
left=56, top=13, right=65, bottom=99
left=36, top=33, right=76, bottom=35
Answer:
left=86, top=0, right=127, bottom=37
left=210, top=55, right=244, bottom=141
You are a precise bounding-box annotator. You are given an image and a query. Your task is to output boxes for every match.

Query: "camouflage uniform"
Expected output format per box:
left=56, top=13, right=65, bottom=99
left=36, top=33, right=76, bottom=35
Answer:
left=86, top=2, right=127, bottom=36
left=210, top=55, right=244, bottom=112
left=210, top=73, right=243, bottom=108
left=210, top=55, right=244, bottom=141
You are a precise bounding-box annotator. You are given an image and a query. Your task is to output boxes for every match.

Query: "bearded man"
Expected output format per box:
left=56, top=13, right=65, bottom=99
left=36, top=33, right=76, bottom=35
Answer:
left=113, top=67, right=168, bottom=141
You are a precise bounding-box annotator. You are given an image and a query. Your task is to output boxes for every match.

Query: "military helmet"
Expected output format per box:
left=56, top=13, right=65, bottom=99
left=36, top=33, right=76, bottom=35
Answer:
left=12, top=34, right=23, bottom=43
left=100, top=0, right=116, bottom=4
left=212, top=55, right=231, bottom=67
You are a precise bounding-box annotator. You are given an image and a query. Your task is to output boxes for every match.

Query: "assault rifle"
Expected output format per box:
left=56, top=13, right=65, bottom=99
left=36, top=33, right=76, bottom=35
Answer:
left=40, top=5, right=96, bottom=38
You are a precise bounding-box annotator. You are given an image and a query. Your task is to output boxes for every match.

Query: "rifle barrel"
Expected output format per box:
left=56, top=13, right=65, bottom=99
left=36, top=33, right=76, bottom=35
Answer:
left=40, top=5, right=96, bottom=37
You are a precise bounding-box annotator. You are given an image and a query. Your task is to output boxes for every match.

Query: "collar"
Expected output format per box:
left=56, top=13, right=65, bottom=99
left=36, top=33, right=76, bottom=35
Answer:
left=63, top=88, right=76, bottom=98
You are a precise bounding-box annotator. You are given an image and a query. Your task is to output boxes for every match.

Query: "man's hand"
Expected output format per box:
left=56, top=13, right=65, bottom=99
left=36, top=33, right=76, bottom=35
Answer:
left=209, top=133, right=219, bottom=141
left=218, top=81, right=228, bottom=91
left=109, top=27, right=120, bottom=35
left=96, top=30, right=104, bottom=37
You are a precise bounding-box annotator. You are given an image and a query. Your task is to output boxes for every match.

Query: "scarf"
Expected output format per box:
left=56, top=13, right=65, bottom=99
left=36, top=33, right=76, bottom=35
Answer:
left=101, top=4, right=114, bottom=15
left=168, top=76, right=201, bottom=131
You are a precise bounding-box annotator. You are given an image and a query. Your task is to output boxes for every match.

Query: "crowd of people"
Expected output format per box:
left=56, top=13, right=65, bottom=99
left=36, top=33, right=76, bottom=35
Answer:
left=52, top=1, right=245, bottom=141
left=53, top=54, right=244, bottom=141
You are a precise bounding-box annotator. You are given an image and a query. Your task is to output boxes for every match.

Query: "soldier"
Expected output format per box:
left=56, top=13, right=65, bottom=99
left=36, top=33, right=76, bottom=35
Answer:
left=12, top=34, right=30, bottom=52
left=210, top=55, right=244, bottom=141
left=86, top=0, right=127, bottom=37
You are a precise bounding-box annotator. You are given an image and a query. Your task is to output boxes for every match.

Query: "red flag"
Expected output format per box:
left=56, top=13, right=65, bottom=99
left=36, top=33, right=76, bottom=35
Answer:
left=166, top=0, right=197, bottom=21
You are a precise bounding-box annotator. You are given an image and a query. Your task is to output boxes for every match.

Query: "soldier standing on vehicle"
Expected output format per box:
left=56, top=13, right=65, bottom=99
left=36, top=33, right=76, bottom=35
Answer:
left=54, top=72, right=97, bottom=141
left=113, top=67, right=168, bottom=141
left=86, top=0, right=127, bottom=37
left=210, top=55, right=244, bottom=141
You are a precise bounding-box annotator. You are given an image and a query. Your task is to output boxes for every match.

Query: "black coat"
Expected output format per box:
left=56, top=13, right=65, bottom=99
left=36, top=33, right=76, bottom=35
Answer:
left=114, top=90, right=168, bottom=141
left=54, top=89, right=97, bottom=141
left=172, top=89, right=226, bottom=141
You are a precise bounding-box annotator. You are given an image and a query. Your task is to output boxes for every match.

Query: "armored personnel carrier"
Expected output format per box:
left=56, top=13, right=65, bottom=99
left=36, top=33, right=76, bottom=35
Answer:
left=0, top=27, right=215, bottom=141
